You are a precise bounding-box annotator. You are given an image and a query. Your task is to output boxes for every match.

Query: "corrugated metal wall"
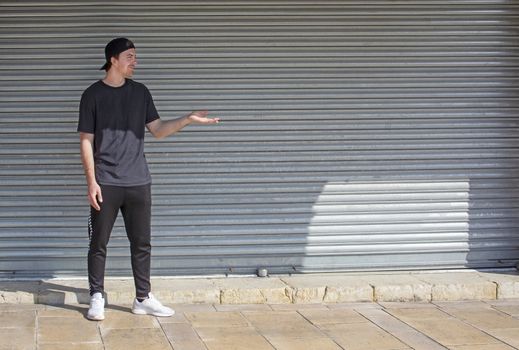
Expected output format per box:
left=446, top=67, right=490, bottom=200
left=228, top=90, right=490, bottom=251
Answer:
left=0, top=1, right=518, bottom=277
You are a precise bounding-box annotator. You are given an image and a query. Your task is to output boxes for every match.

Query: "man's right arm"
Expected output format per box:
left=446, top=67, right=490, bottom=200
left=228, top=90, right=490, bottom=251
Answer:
left=79, top=132, right=103, bottom=211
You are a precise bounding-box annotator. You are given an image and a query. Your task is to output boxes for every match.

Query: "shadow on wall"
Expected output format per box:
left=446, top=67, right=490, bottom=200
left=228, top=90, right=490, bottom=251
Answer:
left=146, top=172, right=519, bottom=276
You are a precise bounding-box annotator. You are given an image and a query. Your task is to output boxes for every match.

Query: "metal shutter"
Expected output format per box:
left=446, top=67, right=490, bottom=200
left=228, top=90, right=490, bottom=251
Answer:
left=0, top=1, right=518, bottom=277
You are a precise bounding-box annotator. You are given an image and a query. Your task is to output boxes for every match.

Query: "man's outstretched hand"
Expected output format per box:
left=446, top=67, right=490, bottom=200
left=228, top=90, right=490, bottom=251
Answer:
left=146, top=110, right=220, bottom=139
left=187, top=110, right=220, bottom=124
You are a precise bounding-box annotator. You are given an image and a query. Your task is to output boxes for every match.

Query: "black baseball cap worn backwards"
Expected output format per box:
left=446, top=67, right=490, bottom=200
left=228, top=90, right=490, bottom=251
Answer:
left=100, top=37, right=135, bottom=70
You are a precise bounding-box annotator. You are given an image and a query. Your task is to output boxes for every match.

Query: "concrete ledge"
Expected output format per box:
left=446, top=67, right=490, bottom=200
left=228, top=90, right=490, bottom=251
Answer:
left=213, top=277, right=292, bottom=304
left=147, top=279, right=220, bottom=304
left=364, top=274, right=432, bottom=302
left=477, top=271, right=519, bottom=299
left=0, top=282, right=39, bottom=304
left=1, top=270, right=518, bottom=305
left=280, top=275, right=373, bottom=303
left=412, top=272, right=497, bottom=301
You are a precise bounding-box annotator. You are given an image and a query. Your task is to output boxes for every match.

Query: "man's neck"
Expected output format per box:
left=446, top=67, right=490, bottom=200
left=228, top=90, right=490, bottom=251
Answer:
left=103, top=71, right=126, bottom=87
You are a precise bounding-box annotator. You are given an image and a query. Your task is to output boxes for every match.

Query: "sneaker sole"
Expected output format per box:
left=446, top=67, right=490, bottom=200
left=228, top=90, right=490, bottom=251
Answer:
left=86, top=314, right=105, bottom=321
left=132, top=308, right=175, bottom=317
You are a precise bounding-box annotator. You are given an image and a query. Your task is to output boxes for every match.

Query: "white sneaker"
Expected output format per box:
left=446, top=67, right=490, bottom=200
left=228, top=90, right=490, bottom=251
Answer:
left=132, top=293, right=175, bottom=317
left=87, top=292, right=105, bottom=321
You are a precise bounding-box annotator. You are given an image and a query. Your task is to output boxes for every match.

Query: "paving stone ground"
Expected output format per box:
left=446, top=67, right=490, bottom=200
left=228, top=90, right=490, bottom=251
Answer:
left=2, top=299, right=519, bottom=350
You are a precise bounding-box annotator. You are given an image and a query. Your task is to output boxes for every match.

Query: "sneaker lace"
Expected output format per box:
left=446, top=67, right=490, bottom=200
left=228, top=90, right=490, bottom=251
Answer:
left=91, top=297, right=104, bottom=308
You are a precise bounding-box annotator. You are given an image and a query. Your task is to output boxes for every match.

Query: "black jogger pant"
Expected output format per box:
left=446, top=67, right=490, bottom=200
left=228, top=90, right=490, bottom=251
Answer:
left=88, top=184, right=152, bottom=298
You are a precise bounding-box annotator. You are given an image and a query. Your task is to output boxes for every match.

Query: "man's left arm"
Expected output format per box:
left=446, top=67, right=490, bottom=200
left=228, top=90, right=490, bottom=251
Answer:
left=146, top=110, right=220, bottom=139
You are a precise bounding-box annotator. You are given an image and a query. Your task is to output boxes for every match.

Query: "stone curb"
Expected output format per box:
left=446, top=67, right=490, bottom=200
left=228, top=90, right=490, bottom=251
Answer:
left=1, top=270, right=518, bottom=305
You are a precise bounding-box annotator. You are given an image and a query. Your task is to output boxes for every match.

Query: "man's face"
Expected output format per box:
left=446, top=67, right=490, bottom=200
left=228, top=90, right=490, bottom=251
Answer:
left=111, top=48, right=137, bottom=77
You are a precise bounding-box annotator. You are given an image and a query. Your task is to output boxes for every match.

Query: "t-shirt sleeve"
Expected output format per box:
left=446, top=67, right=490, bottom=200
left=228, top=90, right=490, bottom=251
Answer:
left=145, top=87, right=160, bottom=124
left=77, top=89, right=95, bottom=133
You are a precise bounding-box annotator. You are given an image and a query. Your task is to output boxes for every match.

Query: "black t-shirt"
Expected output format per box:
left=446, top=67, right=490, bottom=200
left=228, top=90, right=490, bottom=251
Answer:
left=77, top=79, right=160, bottom=186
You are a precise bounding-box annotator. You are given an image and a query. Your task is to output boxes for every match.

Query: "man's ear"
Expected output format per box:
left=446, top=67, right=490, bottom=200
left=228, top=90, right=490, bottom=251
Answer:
left=110, top=55, right=118, bottom=67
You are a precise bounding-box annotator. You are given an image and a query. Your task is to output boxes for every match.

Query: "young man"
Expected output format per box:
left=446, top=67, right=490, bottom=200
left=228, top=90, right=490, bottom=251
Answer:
left=78, top=37, right=220, bottom=321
